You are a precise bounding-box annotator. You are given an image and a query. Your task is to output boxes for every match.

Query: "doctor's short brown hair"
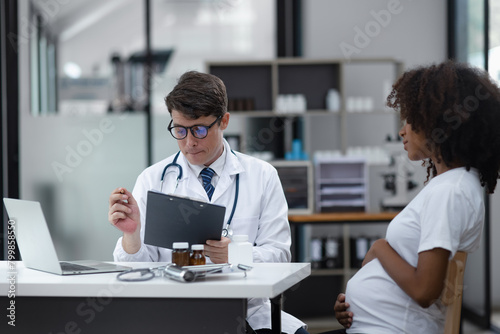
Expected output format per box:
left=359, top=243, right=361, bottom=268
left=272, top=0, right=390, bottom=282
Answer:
left=165, top=71, right=228, bottom=120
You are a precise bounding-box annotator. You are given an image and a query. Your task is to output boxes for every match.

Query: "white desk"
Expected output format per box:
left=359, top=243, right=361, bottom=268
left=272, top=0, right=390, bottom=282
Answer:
left=1, top=262, right=310, bottom=334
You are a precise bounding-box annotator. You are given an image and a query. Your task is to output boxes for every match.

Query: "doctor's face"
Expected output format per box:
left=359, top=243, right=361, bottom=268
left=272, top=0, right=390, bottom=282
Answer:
left=170, top=110, right=230, bottom=166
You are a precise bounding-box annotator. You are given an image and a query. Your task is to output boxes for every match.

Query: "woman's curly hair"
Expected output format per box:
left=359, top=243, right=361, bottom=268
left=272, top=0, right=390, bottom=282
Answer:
left=387, top=60, right=500, bottom=193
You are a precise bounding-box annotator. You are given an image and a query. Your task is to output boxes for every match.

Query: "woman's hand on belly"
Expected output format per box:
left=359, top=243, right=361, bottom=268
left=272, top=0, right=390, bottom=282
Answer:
left=361, top=237, right=451, bottom=308
left=334, top=293, right=353, bottom=329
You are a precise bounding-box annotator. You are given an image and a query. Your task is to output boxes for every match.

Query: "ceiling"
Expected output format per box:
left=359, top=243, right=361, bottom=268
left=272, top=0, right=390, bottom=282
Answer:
left=31, top=0, right=136, bottom=41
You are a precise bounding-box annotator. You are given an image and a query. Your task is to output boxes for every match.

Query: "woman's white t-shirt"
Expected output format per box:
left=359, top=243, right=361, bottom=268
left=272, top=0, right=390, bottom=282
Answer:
left=346, top=167, right=485, bottom=334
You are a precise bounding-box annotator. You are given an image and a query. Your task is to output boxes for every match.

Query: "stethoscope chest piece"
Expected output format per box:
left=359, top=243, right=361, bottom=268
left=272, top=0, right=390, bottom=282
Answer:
left=222, top=225, right=233, bottom=238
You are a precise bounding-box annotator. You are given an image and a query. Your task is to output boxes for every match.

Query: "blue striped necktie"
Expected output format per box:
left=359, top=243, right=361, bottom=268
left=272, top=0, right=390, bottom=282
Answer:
left=200, top=167, right=215, bottom=200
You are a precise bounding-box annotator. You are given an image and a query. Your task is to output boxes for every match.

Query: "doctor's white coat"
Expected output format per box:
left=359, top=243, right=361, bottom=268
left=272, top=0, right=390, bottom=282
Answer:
left=113, top=139, right=306, bottom=333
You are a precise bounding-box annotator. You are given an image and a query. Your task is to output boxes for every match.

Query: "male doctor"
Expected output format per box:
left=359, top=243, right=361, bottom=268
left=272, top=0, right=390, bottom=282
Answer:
left=108, top=71, right=308, bottom=334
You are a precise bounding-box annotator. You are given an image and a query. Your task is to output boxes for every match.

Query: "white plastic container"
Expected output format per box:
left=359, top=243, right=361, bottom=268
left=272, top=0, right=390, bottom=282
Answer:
left=326, top=89, right=340, bottom=112
left=228, top=235, right=253, bottom=266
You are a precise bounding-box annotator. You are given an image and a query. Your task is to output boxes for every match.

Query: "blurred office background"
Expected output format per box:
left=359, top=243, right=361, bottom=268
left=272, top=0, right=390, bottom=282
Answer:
left=1, top=0, right=500, bottom=332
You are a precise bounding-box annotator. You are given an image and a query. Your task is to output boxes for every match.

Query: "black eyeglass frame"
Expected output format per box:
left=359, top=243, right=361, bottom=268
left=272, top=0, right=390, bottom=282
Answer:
left=167, top=116, right=222, bottom=140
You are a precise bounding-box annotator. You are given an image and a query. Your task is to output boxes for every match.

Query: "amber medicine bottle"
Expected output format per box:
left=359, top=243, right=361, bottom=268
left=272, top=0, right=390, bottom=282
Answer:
left=172, top=242, right=190, bottom=267
left=190, top=244, right=206, bottom=265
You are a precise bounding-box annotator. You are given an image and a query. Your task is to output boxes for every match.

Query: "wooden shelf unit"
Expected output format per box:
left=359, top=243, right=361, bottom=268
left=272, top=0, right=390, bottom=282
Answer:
left=207, top=58, right=404, bottom=157
left=288, top=211, right=399, bottom=282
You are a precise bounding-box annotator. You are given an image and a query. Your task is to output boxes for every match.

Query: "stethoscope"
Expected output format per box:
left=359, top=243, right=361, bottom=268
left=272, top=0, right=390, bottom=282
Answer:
left=160, top=151, right=239, bottom=238
left=117, top=263, right=251, bottom=282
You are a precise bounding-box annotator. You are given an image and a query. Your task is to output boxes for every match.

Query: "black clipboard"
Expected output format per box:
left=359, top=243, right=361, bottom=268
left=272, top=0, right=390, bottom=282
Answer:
left=144, top=191, right=226, bottom=249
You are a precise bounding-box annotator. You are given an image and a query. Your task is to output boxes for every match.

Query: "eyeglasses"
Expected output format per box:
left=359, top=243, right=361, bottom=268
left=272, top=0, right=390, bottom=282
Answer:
left=167, top=116, right=222, bottom=140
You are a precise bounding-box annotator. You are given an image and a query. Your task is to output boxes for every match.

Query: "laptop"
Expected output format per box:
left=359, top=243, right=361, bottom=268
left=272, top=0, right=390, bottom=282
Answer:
left=3, top=198, right=131, bottom=275
left=145, top=191, right=226, bottom=249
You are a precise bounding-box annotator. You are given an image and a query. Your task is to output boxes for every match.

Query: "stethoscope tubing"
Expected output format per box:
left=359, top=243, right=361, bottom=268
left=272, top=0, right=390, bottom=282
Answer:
left=160, top=151, right=183, bottom=186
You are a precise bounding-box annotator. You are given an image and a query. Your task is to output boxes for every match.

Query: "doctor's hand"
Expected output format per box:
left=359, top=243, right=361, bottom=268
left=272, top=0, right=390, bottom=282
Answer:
left=204, top=236, right=231, bottom=264
left=108, top=187, right=140, bottom=235
left=334, top=293, right=353, bottom=329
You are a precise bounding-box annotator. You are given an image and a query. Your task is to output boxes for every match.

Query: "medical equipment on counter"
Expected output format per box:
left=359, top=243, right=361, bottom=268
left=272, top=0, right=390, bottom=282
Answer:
left=228, top=235, right=253, bottom=266
left=159, top=151, right=239, bottom=238
left=381, top=140, right=418, bottom=210
left=172, top=242, right=190, bottom=266
left=116, top=263, right=252, bottom=282
left=190, top=244, right=206, bottom=265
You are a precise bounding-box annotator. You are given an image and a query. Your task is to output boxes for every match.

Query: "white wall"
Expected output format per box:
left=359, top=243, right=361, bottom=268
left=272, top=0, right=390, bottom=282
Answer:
left=302, top=0, right=447, bottom=67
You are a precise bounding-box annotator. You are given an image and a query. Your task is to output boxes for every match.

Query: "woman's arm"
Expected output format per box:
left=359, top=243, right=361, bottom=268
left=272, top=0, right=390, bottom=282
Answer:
left=364, top=239, right=450, bottom=308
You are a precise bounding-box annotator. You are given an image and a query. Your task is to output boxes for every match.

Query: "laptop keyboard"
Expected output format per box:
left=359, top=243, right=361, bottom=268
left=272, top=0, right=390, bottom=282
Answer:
left=60, top=262, right=97, bottom=272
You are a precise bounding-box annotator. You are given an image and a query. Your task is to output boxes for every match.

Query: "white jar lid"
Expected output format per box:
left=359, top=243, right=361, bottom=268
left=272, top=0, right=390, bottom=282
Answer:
left=192, top=244, right=204, bottom=251
left=172, top=242, right=189, bottom=249
left=232, top=235, right=248, bottom=242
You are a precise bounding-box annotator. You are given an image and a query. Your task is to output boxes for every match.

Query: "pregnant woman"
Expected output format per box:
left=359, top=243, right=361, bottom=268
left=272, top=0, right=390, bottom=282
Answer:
left=330, top=60, right=500, bottom=334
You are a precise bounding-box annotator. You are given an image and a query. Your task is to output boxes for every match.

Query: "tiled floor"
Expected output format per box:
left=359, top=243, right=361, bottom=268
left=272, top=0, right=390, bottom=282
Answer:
left=302, top=317, right=343, bottom=334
